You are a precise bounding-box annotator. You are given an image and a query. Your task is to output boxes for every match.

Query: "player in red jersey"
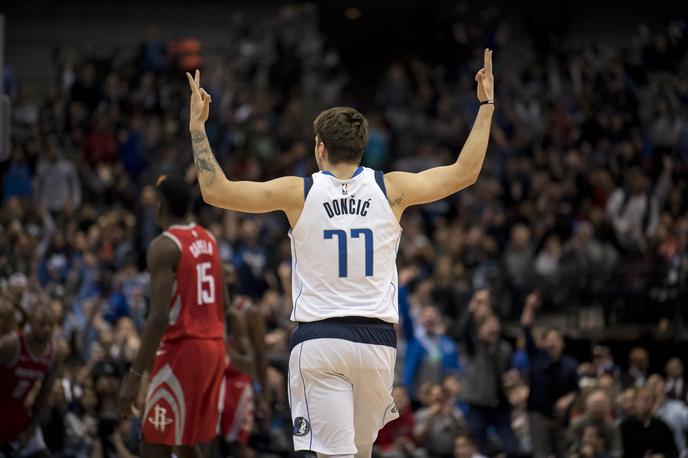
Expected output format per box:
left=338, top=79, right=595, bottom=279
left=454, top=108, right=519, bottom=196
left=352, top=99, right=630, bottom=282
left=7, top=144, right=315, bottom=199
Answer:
left=117, top=176, right=227, bottom=458
left=0, top=305, right=60, bottom=458
left=219, top=297, right=268, bottom=457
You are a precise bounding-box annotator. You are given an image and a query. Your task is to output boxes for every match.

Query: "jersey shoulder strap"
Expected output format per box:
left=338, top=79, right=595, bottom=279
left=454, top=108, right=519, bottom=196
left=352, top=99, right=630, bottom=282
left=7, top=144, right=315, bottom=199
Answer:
left=304, top=176, right=314, bottom=199
left=374, top=170, right=387, bottom=197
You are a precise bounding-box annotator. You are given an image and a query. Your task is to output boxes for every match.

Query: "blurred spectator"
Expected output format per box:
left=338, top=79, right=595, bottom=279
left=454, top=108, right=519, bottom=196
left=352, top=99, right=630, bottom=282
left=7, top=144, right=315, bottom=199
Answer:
left=621, top=348, right=649, bottom=389
left=414, top=383, right=465, bottom=458
left=35, top=139, right=81, bottom=216
left=606, top=160, right=672, bottom=252
left=400, top=268, right=462, bottom=398
left=503, top=224, right=534, bottom=303
left=646, top=374, right=688, bottom=456
left=619, top=387, right=678, bottom=458
left=443, top=374, right=469, bottom=417
left=665, top=358, right=688, bottom=402
left=521, top=292, right=579, bottom=458
left=592, top=346, right=620, bottom=380
left=573, top=425, right=614, bottom=458
left=462, top=297, right=518, bottom=455
left=568, top=390, right=622, bottom=458
left=2, top=147, right=33, bottom=202
left=615, top=388, right=637, bottom=422
left=508, top=372, right=532, bottom=455
left=376, top=385, right=426, bottom=458
left=453, top=433, right=487, bottom=458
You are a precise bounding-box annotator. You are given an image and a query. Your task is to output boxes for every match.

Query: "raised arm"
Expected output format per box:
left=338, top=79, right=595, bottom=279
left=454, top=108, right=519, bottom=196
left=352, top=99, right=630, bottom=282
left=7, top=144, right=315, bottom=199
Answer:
left=384, top=49, right=495, bottom=219
left=186, top=71, right=303, bottom=224
left=398, top=266, right=419, bottom=342
left=521, top=291, right=540, bottom=356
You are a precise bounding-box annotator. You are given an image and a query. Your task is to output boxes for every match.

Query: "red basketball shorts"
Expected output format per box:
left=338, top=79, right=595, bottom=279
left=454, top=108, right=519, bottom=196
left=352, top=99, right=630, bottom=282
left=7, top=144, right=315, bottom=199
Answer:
left=142, top=338, right=225, bottom=446
left=220, top=370, right=254, bottom=445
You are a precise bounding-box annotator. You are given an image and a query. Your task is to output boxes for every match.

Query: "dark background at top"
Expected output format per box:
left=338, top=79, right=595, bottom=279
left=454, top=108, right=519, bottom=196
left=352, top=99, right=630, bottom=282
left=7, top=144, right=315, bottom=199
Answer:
left=3, top=0, right=688, bottom=98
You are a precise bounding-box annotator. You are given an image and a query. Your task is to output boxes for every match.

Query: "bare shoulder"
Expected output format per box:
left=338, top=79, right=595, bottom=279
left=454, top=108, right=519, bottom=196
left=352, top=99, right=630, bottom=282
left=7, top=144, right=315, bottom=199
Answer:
left=383, top=171, right=415, bottom=221
left=147, top=235, right=181, bottom=271
left=266, top=176, right=304, bottom=201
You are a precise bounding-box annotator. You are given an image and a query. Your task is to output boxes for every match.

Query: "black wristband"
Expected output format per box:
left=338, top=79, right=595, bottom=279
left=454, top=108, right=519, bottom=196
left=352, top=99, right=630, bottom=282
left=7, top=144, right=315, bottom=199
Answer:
left=479, top=99, right=495, bottom=106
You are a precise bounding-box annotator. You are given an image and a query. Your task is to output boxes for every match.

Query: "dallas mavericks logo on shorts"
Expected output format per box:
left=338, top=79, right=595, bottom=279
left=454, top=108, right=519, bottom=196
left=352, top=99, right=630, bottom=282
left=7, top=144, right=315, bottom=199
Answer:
left=293, top=417, right=310, bottom=436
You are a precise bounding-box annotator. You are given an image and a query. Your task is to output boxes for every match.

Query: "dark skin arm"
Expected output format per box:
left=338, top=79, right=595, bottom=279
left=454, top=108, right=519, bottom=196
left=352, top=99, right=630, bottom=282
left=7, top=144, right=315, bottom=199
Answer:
left=227, top=308, right=255, bottom=377
left=117, top=235, right=178, bottom=417
left=222, top=266, right=254, bottom=376
left=244, top=307, right=268, bottom=392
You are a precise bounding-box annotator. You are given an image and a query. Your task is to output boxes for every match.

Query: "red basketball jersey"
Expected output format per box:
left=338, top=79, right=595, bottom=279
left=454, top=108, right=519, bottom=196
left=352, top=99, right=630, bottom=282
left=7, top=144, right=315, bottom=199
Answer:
left=161, top=223, right=224, bottom=342
left=0, top=331, right=54, bottom=443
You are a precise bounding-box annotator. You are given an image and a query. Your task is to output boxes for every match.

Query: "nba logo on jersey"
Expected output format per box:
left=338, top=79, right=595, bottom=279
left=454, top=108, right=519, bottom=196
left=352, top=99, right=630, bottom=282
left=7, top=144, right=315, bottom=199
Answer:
left=341, top=183, right=348, bottom=195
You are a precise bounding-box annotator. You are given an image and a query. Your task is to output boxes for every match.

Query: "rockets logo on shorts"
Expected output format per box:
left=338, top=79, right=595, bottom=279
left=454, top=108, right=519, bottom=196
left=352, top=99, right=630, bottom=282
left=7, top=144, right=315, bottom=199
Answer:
left=293, top=417, right=310, bottom=436
left=148, top=404, right=173, bottom=432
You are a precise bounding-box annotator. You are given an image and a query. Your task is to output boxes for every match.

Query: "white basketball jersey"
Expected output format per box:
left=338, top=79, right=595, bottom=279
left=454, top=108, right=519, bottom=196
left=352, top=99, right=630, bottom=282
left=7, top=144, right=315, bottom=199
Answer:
left=289, top=166, right=402, bottom=323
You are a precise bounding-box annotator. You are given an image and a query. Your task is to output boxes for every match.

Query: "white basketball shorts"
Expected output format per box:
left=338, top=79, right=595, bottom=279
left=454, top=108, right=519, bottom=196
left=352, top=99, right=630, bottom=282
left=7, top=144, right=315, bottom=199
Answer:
left=287, top=318, right=399, bottom=455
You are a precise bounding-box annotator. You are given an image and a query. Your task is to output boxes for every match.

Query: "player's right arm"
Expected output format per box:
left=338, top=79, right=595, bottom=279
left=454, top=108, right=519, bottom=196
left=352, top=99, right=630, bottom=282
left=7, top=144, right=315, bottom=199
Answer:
left=117, top=235, right=178, bottom=417
left=185, top=71, right=303, bottom=224
left=384, top=49, right=495, bottom=220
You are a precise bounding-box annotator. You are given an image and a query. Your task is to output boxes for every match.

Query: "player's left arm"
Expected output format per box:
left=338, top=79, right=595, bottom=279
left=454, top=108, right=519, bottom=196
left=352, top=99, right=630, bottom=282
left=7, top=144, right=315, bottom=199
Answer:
left=384, top=49, right=495, bottom=219
left=245, top=307, right=268, bottom=392
left=117, top=235, right=178, bottom=417
left=227, top=309, right=256, bottom=378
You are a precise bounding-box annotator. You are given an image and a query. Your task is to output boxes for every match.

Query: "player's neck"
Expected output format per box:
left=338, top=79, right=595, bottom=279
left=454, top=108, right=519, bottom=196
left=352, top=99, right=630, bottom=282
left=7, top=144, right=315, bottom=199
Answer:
left=162, top=217, right=190, bottom=230
left=323, top=162, right=361, bottom=180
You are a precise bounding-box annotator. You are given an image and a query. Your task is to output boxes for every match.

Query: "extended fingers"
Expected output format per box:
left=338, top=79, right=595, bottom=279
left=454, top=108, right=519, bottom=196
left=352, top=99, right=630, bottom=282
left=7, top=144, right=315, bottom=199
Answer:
left=195, top=69, right=201, bottom=87
left=186, top=72, right=200, bottom=94
left=484, top=48, right=493, bottom=75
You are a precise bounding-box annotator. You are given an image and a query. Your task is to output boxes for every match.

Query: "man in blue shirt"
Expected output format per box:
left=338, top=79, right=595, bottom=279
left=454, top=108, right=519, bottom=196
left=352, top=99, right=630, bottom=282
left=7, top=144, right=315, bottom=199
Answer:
left=398, top=269, right=462, bottom=400
left=521, top=292, right=579, bottom=458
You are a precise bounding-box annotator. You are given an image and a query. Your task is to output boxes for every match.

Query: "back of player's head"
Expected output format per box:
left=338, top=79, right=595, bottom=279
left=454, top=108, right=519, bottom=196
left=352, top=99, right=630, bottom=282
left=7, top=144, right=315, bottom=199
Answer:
left=313, top=107, right=368, bottom=165
left=156, top=175, right=192, bottom=218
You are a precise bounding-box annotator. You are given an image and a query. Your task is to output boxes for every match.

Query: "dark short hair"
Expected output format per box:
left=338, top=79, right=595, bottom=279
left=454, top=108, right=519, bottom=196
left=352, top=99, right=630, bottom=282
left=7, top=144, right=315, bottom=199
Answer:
left=157, top=176, right=191, bottom=218
left=313, top=107, right=368, bottom=164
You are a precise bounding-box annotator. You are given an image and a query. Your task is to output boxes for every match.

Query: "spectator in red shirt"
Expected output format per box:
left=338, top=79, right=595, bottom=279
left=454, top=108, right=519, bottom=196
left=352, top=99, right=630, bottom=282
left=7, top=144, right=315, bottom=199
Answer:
left=376, top=385, right=426, bottom=458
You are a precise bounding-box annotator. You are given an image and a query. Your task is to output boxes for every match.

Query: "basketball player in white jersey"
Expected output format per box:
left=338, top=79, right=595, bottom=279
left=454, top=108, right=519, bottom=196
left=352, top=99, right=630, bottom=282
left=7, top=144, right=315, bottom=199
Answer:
left=186, top=48, right=495, bottom=458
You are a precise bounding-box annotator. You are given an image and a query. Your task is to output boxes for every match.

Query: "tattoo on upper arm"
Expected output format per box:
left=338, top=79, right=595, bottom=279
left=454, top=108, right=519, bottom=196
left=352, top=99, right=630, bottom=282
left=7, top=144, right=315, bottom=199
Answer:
left=191, top=132, right=221, bottom=186
left=388, top=193, right=404, bottom=207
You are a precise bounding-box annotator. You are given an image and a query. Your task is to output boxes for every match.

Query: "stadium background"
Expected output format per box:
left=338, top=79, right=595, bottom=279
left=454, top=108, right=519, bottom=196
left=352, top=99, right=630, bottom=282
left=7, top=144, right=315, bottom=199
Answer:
left=1, top=0, right=688, bottom=456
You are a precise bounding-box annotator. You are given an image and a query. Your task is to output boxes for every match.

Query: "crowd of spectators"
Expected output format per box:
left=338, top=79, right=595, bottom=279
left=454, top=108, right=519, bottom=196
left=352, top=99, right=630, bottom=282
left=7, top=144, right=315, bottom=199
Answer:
left=1, top=2, right=688, bottom=457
